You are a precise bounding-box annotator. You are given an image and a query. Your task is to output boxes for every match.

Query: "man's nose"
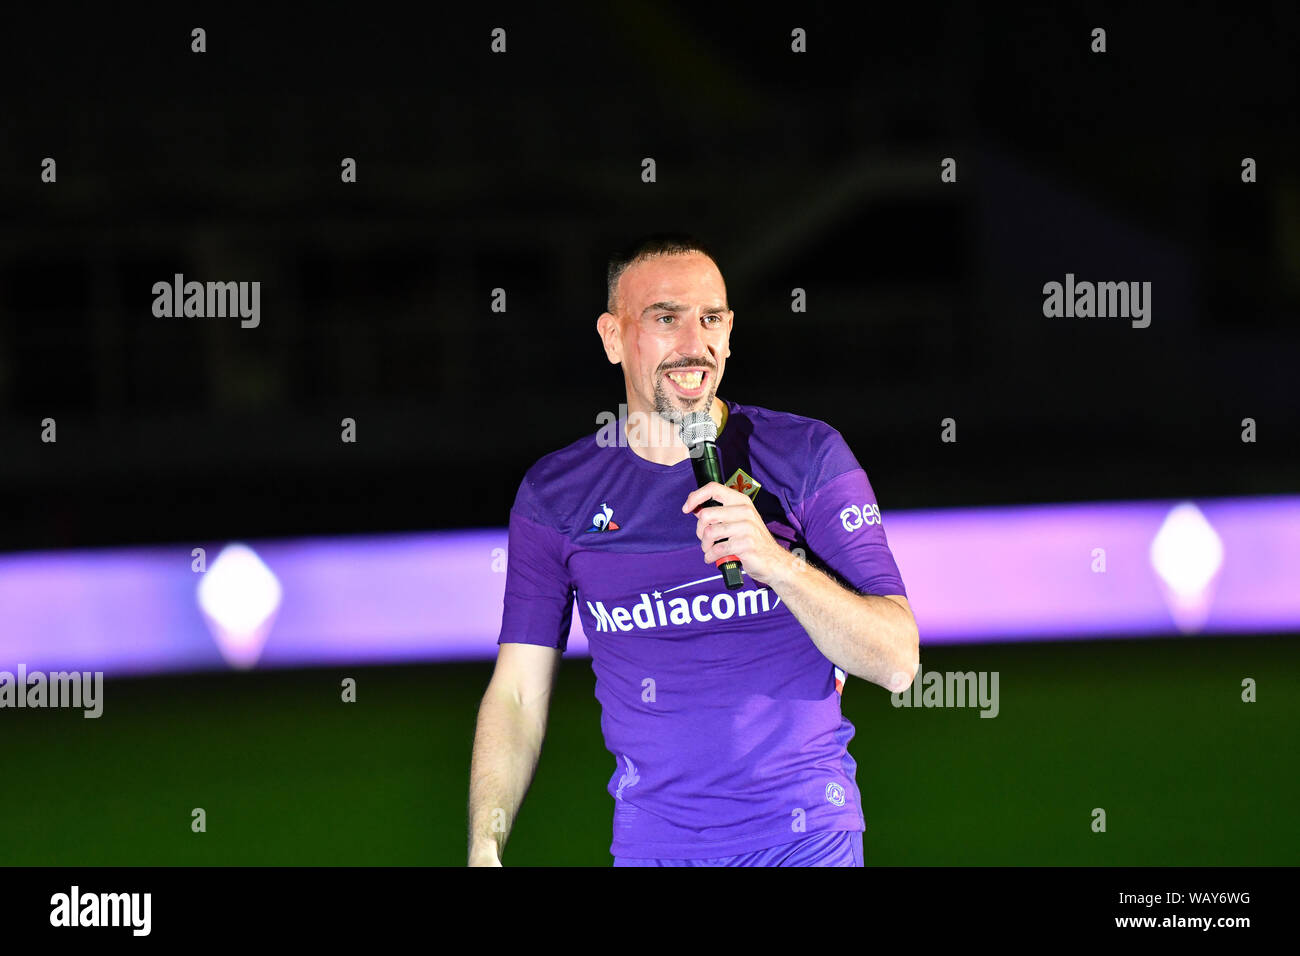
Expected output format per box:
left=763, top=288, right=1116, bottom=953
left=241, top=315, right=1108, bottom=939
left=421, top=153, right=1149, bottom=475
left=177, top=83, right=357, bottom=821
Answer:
left=675, top=315, right=708, bottom=357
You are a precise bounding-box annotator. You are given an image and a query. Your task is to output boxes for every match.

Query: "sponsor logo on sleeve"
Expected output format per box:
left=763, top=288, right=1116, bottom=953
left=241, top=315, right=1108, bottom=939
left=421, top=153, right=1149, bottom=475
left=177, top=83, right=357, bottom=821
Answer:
left=839, top=503, right=882, bottom=532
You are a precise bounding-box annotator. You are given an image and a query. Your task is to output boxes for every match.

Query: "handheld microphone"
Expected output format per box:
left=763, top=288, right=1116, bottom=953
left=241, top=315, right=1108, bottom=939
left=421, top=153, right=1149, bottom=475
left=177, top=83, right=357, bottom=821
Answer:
left=680, top=410, right=744, bottom=590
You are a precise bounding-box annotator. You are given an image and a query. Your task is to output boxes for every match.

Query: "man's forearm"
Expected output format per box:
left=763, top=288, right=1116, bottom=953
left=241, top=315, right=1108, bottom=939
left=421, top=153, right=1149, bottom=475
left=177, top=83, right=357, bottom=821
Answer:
left=467, top=689, right=547, bottom=863
left=764, top=549, right=919, bottom=692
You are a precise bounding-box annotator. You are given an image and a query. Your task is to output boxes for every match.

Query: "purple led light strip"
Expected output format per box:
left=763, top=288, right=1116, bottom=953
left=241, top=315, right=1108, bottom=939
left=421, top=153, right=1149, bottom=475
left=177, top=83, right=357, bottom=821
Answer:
left=0, top=496, right=1296, bottom=675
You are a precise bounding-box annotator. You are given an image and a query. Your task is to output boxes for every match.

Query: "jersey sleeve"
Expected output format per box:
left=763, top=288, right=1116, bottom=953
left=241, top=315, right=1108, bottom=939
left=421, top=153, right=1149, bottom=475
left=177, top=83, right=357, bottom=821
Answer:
left=796, top=428, right=907, bottom=599
left=497, top=476, right=576, bottom=651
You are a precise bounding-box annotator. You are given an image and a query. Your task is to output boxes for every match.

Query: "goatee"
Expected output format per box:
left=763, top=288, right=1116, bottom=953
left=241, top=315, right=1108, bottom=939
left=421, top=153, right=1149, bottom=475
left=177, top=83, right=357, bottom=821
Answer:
left=652, top=376, right=716, bottom=427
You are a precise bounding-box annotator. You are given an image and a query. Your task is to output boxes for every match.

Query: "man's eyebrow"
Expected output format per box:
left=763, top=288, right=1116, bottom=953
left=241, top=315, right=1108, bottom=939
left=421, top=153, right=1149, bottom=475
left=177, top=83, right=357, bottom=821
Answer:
left=640, top=301, right=731, bottom=316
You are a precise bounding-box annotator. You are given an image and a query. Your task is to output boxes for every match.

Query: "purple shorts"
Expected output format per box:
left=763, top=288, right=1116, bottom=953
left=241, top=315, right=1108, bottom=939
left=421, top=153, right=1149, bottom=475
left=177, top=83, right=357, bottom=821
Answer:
left=613, top=829, right=863, bottom=867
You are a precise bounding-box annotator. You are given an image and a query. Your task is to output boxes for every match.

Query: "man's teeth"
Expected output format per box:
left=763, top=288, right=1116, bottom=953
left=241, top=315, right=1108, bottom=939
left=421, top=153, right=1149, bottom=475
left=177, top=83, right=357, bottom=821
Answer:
left=667, top=371, right=704, bottom=388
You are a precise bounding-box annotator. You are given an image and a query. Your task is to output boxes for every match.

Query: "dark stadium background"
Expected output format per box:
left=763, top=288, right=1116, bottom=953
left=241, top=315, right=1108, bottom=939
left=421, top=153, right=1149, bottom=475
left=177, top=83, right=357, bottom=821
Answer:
left=1, top=4, right=1297, bottom=865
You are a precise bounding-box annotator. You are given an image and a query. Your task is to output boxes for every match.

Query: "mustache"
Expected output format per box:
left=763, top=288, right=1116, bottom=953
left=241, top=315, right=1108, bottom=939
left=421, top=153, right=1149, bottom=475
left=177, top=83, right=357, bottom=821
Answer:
left=659, top=360, right=716, bottom=373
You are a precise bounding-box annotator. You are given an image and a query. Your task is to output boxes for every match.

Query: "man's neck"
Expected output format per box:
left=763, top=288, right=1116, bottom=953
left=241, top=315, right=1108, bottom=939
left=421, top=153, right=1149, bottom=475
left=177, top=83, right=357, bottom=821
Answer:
left=624, top=397, right=726, bottom=467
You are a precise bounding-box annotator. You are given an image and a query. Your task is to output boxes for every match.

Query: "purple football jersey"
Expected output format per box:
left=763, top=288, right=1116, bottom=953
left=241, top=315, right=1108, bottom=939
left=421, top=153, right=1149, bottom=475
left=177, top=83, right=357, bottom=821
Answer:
left=497, top=399, right=907, bottom=858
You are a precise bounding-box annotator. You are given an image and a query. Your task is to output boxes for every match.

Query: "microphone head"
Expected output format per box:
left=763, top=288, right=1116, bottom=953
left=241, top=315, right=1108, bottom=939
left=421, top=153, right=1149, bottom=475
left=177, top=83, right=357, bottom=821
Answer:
left=679, top=410, right=717, bottom=448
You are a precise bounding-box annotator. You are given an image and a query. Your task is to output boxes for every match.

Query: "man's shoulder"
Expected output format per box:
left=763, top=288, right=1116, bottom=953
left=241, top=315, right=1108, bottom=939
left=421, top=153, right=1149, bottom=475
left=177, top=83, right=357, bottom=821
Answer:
left=524, top=401, right=841, bottom=472
left=726, top=399, right=842, bottom=441
left=522, top=428, right=603, bottom=483
left=509, top=428, right=610, bottom=529
left=726, top=400, right=862, bottom=500
left=727, top=400, right=851, bottom=465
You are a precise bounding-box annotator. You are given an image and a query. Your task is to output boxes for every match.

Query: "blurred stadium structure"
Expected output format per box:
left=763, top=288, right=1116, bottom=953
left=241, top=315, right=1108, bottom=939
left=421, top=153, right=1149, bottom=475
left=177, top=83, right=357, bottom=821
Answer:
left=1, top=8, right=1295, bottom=557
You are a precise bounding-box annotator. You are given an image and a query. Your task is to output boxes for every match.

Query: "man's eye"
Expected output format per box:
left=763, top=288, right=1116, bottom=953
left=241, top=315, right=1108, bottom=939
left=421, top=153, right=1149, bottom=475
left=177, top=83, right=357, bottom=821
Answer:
left=656, top=314, right=721, bottom=324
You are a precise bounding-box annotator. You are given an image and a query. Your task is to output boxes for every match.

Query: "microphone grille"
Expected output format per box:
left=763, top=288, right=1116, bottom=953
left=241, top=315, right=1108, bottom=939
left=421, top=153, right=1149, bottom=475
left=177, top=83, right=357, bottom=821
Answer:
left=679, top=411, right=717, bottom=447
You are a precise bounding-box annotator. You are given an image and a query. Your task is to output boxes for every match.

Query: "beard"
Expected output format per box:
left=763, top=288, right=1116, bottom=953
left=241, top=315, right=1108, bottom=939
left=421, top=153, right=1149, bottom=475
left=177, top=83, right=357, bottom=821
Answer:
left=651, top=369, right=718, bottom=426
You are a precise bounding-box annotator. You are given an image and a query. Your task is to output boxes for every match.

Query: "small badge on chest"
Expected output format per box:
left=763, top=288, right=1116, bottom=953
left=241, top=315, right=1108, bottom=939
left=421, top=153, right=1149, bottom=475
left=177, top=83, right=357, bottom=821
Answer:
left=725, top=468, right=761, bottom=499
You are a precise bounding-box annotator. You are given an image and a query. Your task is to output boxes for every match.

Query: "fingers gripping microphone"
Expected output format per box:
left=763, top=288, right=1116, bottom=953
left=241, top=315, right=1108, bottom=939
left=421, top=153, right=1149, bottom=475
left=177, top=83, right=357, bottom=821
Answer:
left=680, top=411, right=744, bottom=590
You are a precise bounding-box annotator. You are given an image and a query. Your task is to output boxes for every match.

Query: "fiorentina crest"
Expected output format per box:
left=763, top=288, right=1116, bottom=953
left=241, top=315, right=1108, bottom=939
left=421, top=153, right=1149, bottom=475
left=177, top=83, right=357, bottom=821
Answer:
left=725, top=468, right=761, bottom=499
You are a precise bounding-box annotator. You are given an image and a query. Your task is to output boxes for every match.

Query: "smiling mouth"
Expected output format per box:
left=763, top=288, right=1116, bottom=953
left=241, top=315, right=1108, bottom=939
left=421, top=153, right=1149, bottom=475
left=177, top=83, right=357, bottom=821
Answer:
left=663, top=368, right=709, bottom=394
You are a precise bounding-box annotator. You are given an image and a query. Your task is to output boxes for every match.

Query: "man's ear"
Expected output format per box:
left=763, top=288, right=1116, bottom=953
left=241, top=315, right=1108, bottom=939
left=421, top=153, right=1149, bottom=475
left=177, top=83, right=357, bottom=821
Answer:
left=596, top=312, right=622, bottom=364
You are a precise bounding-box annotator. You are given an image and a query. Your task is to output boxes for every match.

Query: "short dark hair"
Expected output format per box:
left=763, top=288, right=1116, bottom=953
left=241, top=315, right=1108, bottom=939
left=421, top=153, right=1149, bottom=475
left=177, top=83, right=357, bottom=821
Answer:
left=606, top=233, right=720, bottom=315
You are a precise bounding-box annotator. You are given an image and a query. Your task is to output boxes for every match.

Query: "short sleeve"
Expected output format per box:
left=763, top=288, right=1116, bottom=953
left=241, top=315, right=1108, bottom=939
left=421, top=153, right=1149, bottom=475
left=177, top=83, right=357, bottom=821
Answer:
left=797, top=430, right=907, bottom=599
left=497, top=478, right=576, bottom=651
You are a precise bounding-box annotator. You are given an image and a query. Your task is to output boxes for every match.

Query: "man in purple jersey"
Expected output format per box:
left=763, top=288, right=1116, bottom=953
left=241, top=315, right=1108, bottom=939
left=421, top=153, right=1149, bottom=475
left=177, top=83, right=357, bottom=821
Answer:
left=468, top=234, right=919, bottom=866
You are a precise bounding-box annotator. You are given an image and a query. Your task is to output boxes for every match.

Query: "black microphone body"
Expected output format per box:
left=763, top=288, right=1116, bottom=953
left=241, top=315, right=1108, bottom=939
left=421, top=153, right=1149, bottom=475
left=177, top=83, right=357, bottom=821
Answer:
left=681, top=413, right=745, bottom=590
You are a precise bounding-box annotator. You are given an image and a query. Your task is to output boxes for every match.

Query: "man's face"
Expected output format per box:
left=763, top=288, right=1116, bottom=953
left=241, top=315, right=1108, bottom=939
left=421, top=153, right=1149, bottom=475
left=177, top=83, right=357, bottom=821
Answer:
left=597, top=252, right=733, bottom=428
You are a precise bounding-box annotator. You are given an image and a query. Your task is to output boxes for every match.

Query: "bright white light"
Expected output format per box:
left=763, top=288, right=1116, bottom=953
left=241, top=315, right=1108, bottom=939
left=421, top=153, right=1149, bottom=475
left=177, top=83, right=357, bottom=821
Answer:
left=196, top=543, right=282, bottom=668
left=1149, top=503, right=1224, bottom=632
